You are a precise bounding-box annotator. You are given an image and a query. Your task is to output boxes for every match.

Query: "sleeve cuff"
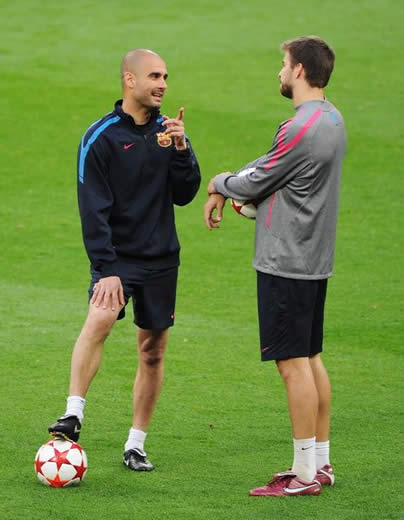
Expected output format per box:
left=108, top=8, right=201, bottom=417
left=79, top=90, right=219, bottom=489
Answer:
left=213, top=173, right=233, bottom=196
left=173, top=147, right=191, bottom=157
left=95, top=262, right=119, bottom=277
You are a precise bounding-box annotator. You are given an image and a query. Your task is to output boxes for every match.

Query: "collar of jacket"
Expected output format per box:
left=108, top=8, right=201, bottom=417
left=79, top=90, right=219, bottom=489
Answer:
left=113, top=99, right=161, bottom=129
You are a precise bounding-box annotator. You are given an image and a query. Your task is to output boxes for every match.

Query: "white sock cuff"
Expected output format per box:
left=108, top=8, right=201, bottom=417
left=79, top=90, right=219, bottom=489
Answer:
left=67, top=395, right=86, bottom=404
left=125, top=428, right=147, bottom=453
left=316, top=440, right=330, bottom=450
left=293, top=437, right=316, bottom=449
left=65, top=395, right=86, bottom=422
left=128, top=428, right=147, bottom=442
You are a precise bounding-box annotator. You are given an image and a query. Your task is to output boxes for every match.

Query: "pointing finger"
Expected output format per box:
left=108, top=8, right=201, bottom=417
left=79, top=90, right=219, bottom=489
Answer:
left=177, top=107, right=184, bottom=121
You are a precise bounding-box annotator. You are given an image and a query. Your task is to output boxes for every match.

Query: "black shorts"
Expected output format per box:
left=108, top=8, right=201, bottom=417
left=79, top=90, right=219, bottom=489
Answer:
left=89, top=260, right=178, bottom=330
left=257, top=271, right=328, bottom=361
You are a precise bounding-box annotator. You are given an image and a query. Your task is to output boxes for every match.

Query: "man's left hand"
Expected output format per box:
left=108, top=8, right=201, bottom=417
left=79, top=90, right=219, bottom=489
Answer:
left=162, top=107, right=187, bottom=150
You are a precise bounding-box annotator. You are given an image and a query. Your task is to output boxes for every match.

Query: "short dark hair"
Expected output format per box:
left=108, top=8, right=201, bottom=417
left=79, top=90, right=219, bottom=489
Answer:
left=281, top=36, right=335, bottom=88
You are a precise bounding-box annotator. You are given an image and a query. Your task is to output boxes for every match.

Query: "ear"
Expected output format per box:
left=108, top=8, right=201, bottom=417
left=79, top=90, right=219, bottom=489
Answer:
left=123, top=71, right=136, bottom=89
left=294, top=63, right=304, bottom=80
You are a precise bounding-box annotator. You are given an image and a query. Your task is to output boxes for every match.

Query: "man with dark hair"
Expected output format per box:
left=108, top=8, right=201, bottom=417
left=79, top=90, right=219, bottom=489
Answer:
left=204, top=36, right=346, bottom=496
left=281, top=36, right=335, bottom=89
left=48, top=49, right=201, bottom=472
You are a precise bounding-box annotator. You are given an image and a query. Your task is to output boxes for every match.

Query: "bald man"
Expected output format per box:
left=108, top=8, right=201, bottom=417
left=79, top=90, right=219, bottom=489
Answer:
left=48, top=49, right=201, bottom=472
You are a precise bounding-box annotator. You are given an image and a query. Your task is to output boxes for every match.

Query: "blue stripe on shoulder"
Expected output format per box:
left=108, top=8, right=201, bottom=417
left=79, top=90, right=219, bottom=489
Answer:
left=78, top=115, right=121, bottom=184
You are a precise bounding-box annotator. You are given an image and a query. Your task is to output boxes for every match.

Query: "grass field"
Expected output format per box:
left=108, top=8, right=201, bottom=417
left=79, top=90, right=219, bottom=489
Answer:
left=1, top=1, right=403, bottom=519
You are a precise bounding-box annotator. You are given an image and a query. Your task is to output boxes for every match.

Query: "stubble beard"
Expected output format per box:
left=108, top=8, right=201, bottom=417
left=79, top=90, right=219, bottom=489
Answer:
left=135, top=90, right=163, bottom=112
left=280, top=82, right=293, bottom=99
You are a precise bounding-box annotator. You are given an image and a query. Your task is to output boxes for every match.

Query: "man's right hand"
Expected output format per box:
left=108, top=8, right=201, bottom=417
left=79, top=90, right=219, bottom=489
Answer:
left=204, top=194, right=226, bottom=229
left=90, top=276, right=124, bottom=311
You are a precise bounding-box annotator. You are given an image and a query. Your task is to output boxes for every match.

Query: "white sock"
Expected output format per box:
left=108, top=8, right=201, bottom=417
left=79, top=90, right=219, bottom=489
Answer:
left=65, top=395, right=86, bottom=422
left=316, top=440, right=330, bottom=470
left=291, top=437, right=316, bottom=482
left=124, top=428, right=147, bottom=453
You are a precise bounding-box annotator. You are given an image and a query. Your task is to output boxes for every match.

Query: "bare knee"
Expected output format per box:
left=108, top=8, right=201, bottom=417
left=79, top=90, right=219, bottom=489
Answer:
left=82, top=307, right=117, bottom=343
left=276, top=358, right=311, bottom=383
left=138, top=330, right=168, bottom=367
left=140, top=349, right=164, bottom=367
left=277, top=359, right=295, bottom=381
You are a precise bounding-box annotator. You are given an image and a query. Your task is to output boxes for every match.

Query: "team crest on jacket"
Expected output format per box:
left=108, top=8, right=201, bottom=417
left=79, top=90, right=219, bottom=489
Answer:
left=157, top=132, right=172, bottom=148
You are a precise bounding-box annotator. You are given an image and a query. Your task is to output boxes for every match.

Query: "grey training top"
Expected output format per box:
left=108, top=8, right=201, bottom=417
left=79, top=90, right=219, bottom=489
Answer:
left=214, top=99, right=346, bottom=280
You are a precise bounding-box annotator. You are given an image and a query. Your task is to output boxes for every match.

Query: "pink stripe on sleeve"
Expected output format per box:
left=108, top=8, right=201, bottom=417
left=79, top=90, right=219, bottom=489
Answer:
left=264, top=109, right=322, bottom=171
left=264, top=108, right=322, bottom=229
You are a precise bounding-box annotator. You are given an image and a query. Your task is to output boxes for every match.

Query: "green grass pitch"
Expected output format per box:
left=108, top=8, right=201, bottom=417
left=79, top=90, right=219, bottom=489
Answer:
left=0, top=1, right=403, bottom=519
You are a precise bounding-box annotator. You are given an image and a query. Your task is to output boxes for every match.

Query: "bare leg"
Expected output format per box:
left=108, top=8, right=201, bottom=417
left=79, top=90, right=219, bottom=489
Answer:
left=276, top=357, right=320, bottom=482
left=309, top=354, right=331, bottom=442
left=69, top=304, right=121, bottom=396
left=276, top=357, right=318, bottom=439
left=132, top=328, right=169, bottom=431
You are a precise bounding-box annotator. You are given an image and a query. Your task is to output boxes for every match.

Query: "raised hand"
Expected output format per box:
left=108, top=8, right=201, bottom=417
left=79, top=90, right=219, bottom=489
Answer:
left=162, top=107, right=187, bottom=150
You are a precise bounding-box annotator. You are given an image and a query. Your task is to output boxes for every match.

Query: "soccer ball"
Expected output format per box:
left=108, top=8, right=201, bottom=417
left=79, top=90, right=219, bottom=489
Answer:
left=229, top=167, right=257, bottom=219
left=230, top=198, right=257, bottom=219
left=34, top=438, right=88, bottom=487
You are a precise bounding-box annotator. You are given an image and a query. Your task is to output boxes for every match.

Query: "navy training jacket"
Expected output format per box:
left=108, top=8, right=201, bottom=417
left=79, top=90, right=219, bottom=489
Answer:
left=77, top=100, right=201, bottom=276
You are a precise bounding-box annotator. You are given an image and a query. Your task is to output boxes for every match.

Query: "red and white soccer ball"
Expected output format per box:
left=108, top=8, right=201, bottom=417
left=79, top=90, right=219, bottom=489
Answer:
left=230, top=198, right=257, bottom=219
left=229, top=167, right=257, bottom=219
left=34, top=438, right=88, bottom=487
